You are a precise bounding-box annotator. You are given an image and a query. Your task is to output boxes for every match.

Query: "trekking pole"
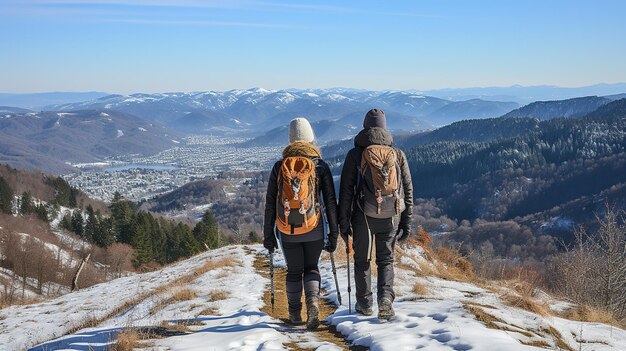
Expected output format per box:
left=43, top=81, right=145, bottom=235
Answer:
left=345, top=237, right=352, bottom=314
left=269, top=252, right=275, bottom=313
left=329, top=252, right=342, bottom=306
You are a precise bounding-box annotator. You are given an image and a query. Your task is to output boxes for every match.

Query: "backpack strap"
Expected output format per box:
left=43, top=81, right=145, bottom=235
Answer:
left=354, top=147, right=364, bottom=193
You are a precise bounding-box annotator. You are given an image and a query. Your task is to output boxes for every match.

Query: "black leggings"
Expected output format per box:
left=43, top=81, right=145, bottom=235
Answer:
left=282, top=239, right=324, bottom=285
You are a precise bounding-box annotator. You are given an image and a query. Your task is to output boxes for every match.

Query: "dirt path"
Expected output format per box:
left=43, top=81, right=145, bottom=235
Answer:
left=253, top=253, right=367, bottom=350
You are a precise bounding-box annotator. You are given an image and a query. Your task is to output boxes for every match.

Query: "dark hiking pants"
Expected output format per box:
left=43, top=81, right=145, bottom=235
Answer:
left=282, top=239, right=324, bottom=314
left=351, top=209, right=398, bottom=308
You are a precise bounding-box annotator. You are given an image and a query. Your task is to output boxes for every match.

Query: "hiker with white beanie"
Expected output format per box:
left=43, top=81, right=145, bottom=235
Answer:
left=263, top=117, right=338, bottom=329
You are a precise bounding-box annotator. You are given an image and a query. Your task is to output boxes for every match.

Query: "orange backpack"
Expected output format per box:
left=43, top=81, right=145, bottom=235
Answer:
left=276, top=156, right=321, bottom=235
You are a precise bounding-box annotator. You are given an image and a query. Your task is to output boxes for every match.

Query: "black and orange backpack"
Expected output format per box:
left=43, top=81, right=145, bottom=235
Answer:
left=276, top=156, right=321, bottom=235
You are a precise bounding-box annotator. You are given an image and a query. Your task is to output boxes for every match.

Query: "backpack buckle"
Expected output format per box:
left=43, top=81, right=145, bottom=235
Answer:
left=284, top=198, right=291, bottom=219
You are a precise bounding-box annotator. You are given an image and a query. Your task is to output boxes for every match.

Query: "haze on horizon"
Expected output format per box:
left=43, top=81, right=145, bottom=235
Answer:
left=1, top=0, right=626, bottom=94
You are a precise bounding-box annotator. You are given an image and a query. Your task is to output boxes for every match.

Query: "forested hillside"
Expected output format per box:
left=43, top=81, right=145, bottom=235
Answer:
left=0, top=165, right=233, bottom=307
left=323, top=98, right=626, bottom=263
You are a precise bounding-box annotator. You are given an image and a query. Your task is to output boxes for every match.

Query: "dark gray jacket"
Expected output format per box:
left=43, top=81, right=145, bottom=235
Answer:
left=338, top=127, right=413, bottom=234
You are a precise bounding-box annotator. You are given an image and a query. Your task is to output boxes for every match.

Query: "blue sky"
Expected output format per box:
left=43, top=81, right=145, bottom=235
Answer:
left=1, top=0, right=625, bottom=93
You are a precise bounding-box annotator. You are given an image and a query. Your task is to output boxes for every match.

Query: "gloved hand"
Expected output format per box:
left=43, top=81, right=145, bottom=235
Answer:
left=264, top=235, right=277, bottom=254
left=324, top=234, right=338, bottom=253
left=340, top=227, right=352, bottom=243
left=396, top=213, right=412, bottom=242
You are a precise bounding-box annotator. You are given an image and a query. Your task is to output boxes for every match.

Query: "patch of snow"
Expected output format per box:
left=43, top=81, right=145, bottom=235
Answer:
left=540, top=216, right=574, bottom=230
left=116, top=129, right=124, bottom=138
left=137, top=127, right=147, bottom=132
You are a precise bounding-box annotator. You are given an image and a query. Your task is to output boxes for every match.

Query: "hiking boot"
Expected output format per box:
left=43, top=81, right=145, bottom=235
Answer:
left=305, top=298, right=320, bottom=329
left=286, top=281, right=303, bottom=325
left=304, top=280, right=320, bottom=330
left=289, top=311, right=304, bottom=325
left=355, top=303, right=373, bottom=316
left=378, top=297, right=395, bottom=320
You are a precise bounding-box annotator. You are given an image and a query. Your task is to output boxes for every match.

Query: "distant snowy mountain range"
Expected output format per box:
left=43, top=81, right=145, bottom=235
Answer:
left=47, top=88, right=519, bottom=139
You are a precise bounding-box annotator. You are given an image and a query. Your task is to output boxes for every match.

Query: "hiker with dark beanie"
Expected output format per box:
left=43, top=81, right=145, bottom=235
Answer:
left=338, top=109, right=413, bottom=320
left=263, top=117, right=339, bottom=329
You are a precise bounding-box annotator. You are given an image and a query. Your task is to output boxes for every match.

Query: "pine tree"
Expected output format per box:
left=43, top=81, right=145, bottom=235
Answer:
left=20, top=192, right=34, bottom=215
left=45, top=176, right=79, bottom=207
left=109, top=192, right=136, bottom=244
left=164, top=219, right=181, bottom=262
left=193, top=210, right=219, bottom=249
left=148, top=213, right=166, bottom=264
left=83, top=205, right=97, bottom=242
left=93, top=211, right=115, bottom=247
left=178, top=223, right=200, bottom=258
left=130, top=212, right=154, bottom=266
left=61, top=212, right=73, bottom=232
left=34, top=203, right=48, bottom=222
left=0, top=176, right=13, bottom=214
left=71, top=210, right=84, bottom=236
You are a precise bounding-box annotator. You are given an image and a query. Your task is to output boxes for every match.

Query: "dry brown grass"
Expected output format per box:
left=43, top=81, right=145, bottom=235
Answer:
left=199, top=306, right=220, bottom=316
left=215, top=270, right=230, bottom=279
left=159, top=320, right=191, bottom=333
left=171, top=257, right=240, bottom=286
left=464, top=303, right=508, bottom=330
left=545, top=326, right=574, bottom=351
left=465, top=303, right=574, bottom=350
left=519, top=339, right=551, bottom=348
left=412, top=281, right=428, bottom=297
left=430, top=247, right=476, bottom=282
left=464, top=303, right=535, bottom=338
left=558, top=304, right=625, bottom=328
left=208, top=290, right=230, bottom=301
left=501, top=293, right=550, bottom=316
left=111, top=329, right=140, bottom=351
left=150, top=288, right=198, bottom=315
left=171, top=288, right=197, bottom=302
left=159, top=320, right=203, bottom=332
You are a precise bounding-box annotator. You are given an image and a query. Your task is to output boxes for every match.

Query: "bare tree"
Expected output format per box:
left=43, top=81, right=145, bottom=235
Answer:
left=593, top=208, right=626, bottom=317
left=547, top=206, right=626, bottom=319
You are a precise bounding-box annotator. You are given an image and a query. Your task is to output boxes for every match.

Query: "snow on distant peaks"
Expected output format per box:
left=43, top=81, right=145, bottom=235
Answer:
left=275, top=92, right=296, bottom=104
left=326, top=93, right=350, bottom=102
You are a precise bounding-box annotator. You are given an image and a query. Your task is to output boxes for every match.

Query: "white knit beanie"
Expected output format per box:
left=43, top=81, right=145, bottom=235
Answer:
left=288, top=117, right=315, bottom=143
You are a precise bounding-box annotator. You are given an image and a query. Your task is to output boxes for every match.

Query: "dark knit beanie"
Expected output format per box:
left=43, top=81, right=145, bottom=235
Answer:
left=363, top=109, right=387, bottom=129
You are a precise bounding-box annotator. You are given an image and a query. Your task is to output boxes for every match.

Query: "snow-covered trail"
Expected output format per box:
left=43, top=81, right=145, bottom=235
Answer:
left=13, top=246, right=342, bottom=351
left=3, top=244, right=625, bottom=351
left=317, top=245, right=626, bottom=351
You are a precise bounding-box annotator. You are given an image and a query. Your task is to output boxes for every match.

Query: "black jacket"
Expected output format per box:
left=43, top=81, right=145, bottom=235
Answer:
left=338, top=127, right=413, bottom=234
left=263, top=142, right=339, bottom=249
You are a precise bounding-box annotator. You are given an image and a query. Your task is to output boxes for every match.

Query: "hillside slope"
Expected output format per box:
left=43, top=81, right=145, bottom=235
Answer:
left=502, top=96, right=610, bottom=120
left=4, top=244, right=624, bottom=351
left=0, top=110, right=180, bottom=173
